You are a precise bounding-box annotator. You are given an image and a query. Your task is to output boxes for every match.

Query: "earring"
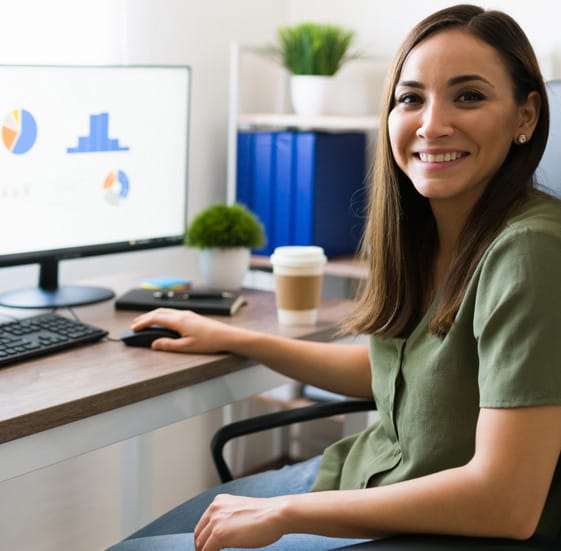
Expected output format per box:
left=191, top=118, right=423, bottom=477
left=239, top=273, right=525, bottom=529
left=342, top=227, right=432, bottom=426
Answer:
left=517, top=134, right=528, bottom=144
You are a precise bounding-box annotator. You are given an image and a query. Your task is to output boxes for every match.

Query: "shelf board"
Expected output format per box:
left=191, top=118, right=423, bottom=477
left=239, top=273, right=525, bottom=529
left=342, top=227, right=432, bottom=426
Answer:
left=251, top=254, right=368, bottom=280
left=237, top=113, right=380, bottom=132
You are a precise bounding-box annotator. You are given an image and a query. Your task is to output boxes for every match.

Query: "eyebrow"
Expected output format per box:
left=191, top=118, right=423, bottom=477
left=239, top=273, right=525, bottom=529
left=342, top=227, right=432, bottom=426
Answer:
left=397, top=74, right=495, bottom=89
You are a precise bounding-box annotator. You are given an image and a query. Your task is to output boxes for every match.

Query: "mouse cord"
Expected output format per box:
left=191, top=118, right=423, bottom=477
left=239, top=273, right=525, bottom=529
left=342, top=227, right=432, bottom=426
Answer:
left=63, top=307, right=80, bottom=321
left=56, top=307, right=122, bottom=342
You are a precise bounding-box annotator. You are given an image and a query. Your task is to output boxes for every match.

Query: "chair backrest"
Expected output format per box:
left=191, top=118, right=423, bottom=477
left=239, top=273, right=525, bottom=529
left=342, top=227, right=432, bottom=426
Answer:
left=536, top=80, right=561, bottom=197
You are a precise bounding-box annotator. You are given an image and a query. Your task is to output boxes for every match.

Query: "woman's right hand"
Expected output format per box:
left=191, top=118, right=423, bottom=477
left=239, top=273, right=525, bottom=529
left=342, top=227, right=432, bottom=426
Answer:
left=130, top=307, right=247, bottom=354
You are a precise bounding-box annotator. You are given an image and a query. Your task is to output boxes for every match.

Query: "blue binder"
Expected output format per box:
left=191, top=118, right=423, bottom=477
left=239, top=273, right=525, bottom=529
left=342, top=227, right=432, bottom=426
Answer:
left=294, top=132, right=366, bottom=256
left=273, top=132, right=296, bottom=247
left=236, top=131, right=253, bottom=209
left=293, top=133, right=316, bottom=246
left=252, top=132, right=275, bottom=255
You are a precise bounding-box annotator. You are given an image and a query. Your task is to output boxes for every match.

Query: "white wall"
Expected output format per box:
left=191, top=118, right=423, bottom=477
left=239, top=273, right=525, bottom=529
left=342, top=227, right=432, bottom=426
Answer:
left=0, top=1, right=560, bottom=550
left=287, top=0, right=561, bottom=78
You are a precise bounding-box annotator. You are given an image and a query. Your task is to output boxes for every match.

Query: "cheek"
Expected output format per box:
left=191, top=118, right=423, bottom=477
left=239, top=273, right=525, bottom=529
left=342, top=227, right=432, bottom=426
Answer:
left=478, top=119, right=515, bottom=167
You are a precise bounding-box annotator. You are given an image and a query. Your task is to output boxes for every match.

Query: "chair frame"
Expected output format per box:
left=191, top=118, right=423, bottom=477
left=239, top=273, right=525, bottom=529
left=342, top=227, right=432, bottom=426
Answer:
left=211, top=399, right=377, bottom=483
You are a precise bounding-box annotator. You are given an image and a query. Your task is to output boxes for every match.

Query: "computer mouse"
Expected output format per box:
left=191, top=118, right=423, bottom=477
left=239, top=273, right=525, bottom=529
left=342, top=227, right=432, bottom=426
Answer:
left=120, top=326, right=181, bottom=347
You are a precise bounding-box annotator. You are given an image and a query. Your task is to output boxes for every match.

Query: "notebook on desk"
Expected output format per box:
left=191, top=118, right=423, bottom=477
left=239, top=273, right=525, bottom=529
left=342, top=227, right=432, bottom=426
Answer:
left=115, top=288, right=246, bottom=316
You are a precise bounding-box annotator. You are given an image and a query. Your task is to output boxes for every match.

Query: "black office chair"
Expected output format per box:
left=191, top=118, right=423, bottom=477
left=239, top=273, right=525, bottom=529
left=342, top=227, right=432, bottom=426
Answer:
left=210, top=399, right=560, bottom=550
left=536, top=80, right=561, bottom=197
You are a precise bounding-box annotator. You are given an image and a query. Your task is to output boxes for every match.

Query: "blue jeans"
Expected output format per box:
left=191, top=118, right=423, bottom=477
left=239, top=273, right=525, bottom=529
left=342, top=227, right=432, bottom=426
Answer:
left=106, top=456, right=371, bottom=550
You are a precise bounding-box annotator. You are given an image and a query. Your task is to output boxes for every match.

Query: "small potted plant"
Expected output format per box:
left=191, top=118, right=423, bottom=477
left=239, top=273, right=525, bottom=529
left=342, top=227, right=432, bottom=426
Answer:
left=184, top=203, right=266, bottom=289
left=264, top=22, right=357, bottom=116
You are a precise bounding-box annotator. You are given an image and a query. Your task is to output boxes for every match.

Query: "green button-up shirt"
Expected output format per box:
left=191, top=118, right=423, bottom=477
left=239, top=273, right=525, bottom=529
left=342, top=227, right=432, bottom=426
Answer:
left=312, top=197, right=561, bottom=537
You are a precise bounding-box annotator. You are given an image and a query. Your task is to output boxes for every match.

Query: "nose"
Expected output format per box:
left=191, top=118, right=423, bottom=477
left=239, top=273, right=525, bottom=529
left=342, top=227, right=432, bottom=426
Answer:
left=416, top=99, right=454, bottom=139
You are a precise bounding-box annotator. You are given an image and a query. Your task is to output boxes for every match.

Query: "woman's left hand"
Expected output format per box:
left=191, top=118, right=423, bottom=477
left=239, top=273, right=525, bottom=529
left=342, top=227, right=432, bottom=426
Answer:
left=194, top=493, right=287, bottom=551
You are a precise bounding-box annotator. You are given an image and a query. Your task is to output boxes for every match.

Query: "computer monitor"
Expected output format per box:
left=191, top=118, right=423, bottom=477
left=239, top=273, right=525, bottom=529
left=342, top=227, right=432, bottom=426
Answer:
left=0, top=64, right=190, bottom=309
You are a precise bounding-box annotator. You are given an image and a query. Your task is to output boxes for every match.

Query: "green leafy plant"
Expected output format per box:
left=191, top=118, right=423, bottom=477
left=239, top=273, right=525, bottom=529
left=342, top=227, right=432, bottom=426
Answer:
left=184, top=203, right=266, bottom=249
left=265, top=22, right=356, bottom=76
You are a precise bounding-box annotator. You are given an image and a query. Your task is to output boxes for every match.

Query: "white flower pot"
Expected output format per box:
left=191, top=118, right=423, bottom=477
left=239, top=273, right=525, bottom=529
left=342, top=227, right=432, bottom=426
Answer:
left=198, top=247, right=250, bottom=290
left=290, top=75, right=332, bottom=117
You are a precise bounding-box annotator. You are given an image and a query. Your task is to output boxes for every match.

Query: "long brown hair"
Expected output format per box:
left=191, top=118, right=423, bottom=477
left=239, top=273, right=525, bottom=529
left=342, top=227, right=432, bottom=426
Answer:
left=346, top=4, right=550, bottom=338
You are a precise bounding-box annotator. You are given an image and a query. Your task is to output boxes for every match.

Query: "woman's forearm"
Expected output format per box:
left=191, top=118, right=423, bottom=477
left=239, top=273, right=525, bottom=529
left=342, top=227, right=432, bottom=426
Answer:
left=226, top=328, right=372, bottom=398
left=133, top=308, right=373, bottom=397
left=194, top=458, right=536, bottom=551
left=278, top=406, right=561, bottom=542
left=279, top=464, right=533, bottom=541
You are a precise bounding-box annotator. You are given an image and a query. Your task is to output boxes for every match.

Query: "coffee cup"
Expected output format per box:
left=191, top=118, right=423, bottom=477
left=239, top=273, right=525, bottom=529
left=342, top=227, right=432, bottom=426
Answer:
left=269, top=246, right=327, bottom=325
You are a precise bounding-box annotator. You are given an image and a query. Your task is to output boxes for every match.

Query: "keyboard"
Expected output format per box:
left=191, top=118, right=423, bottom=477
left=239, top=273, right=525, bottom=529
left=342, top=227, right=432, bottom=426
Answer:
left=0, top=312, right=108, bottom=368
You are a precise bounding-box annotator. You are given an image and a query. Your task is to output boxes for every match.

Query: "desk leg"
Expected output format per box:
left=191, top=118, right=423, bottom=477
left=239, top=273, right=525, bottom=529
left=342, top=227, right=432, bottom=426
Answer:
left=121, top=435, right=154, bottom=537
left=222, top=404, right=235, bottom=471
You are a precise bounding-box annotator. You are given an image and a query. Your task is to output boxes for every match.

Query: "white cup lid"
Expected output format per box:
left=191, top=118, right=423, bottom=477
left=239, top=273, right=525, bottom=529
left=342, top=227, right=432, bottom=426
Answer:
left=270, top=246, right=327, bottom=267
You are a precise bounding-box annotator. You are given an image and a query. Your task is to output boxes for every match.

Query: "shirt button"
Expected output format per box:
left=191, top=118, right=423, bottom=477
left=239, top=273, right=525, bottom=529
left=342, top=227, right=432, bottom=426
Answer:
left=393, top=447, right=401, bottom=457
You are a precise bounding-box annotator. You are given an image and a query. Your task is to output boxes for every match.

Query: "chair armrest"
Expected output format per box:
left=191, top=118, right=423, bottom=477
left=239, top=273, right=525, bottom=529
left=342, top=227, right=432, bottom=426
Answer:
left=211, top=399, right=376, bottom=482
left=335, top=534, right=560, bottom=549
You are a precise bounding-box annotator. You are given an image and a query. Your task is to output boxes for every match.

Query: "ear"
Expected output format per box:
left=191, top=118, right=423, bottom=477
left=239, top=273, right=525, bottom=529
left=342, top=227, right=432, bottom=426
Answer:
left=515, top=91, right=541, bottom=142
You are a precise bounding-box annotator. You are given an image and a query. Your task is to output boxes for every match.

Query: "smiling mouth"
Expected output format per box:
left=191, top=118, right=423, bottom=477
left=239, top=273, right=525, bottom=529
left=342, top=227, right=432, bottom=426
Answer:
left=418, top=152, right=466, bottom=163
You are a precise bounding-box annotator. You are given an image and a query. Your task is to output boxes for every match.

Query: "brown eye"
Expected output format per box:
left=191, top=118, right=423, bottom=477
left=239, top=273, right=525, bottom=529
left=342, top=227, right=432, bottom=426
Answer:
left=457, top=90, right=485, bottom=102
left=398, top=92, right=422, bottom=105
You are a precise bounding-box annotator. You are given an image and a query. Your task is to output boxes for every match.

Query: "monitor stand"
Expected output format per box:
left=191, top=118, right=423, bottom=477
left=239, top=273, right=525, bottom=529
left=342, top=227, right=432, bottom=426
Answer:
left=0, top=258, right=114, bottom=309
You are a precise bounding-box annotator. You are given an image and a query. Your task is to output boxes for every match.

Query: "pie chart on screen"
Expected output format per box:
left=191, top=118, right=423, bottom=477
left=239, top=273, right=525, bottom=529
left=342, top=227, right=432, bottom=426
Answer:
left=103, top=169, right=130, bottom=206
left=2, top=109, right=38, bottom=154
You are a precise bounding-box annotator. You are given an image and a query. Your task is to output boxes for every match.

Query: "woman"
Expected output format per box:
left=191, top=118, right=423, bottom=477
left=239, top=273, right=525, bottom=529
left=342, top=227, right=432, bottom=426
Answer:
left=108, top=5, right=561, bottom=550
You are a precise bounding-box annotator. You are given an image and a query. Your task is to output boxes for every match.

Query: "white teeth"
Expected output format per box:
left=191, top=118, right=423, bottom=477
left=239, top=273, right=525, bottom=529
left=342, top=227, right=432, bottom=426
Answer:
left=419, top=152, right=463, bottom=163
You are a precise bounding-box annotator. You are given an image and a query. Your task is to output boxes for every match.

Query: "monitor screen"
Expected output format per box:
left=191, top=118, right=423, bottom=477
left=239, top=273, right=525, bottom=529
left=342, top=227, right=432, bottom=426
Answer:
left=0, top=64, right=190, bottom=308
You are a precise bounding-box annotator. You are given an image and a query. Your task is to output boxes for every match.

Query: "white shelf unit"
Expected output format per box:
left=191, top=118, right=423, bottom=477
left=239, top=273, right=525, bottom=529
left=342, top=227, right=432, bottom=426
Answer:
left=237, top=112, right=380, bottom=131
left=225, top=43, right=383, bottom=460
left=226, top=42, right=385, bottom=204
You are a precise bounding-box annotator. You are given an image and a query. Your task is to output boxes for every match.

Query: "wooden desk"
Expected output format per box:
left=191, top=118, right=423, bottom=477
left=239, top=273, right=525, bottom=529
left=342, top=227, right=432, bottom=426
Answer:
left=0, top=275, right=355, bottom=483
